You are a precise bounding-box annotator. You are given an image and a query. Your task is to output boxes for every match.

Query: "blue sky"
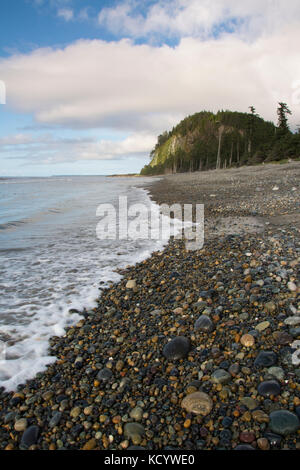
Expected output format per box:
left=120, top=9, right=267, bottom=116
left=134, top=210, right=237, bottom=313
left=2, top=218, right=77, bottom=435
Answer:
left=0, top=0, right=300, bottom=176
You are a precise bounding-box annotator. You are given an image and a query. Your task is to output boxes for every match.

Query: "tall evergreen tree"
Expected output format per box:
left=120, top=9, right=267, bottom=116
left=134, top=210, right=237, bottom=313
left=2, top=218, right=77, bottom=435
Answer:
left=277, top=102, right=292, bottom=132
left=247, top=106, right=258, bottom=155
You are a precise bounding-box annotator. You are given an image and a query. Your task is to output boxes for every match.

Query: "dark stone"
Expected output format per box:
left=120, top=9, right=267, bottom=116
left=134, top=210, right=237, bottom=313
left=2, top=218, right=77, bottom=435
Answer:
left=257, top=380, right=281, bottom=397
left=20, top=425, right=40, bottom=450
left=49, top=411, right=62, bottom=428
left=254, top=351, right=277, bottom=368
left=220, top=429, right=232, bottom=440
left=264, top=432, right=282, bottom=447
left=162, top=336, right=191, bottom=361
left=194, top=315, right=214, bottom=333
left=96, top=368, right=113, bottom=382
left=269, top=410, right=300, bottom=436
left=222, top=417, right=233, bottom=428
left=276, top=332, right=293, bottom=345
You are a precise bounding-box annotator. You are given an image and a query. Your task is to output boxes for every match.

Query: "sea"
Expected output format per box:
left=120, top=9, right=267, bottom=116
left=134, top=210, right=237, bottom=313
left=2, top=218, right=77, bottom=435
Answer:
left=0, top=176, right=178, bottom=391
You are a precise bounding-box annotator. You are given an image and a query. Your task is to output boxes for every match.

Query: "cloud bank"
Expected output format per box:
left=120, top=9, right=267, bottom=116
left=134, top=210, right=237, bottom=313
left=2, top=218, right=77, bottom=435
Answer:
left=0, top=132, right=156, bottom=164
left=1, top=0, right=300, bottom=165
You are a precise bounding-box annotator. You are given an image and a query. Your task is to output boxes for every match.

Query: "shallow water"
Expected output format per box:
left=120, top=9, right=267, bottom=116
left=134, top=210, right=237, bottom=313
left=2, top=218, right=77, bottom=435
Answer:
left=0, top=175, right=175, bottom=391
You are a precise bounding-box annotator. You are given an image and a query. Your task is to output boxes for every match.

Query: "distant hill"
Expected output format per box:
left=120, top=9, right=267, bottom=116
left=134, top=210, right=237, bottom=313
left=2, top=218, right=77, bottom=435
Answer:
left=141, top=110, right=300, bottom=175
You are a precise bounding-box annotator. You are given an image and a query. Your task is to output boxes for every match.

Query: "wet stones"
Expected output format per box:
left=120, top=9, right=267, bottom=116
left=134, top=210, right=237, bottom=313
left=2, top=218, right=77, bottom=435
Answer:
left=181, top=392, right=213, bottom=416
left=252, top=410, right=269, bottom=424
left=240, top=397, right=258, bottom=411
left=269, top=410, right=300, bottom=436
left=255, top=321, right=270, bottom=332
left=257, top=380, right=281, bottom=397
left=70, top=407, right=81, bottom=419
left=240, top=334, right=255, bottom=347
left=287, top=281, right=297, bottom=292
left=49, top=411, right=63, bottom=428
left=267, top=367, right=285, bottom=381
left=14, top=418, right=28, bottom=432
left=162, top=336, right=191, bottom=361
left=254, top=351, right=277, bottom=368
left=82, top=438, right=97, bottom=450
left=211, top=369, right=231, bottom=385
left=20, top=425, right=40, bottom=450
left=96, top=368, right=113, bottom=382
left=194, top=315, right=214, bottom=333
left=264, top=301, right=276, bottom=313
left=257, top=438, right=270, bottom=450
left=126, top=280, right=136, bottom=289
left=284, top=316, right=300, bottom=327
left=275, top=332, right=293, bottom=345
left=124, top=423, right=145, bottom=440
left=129, top=407, right=143, bottom=421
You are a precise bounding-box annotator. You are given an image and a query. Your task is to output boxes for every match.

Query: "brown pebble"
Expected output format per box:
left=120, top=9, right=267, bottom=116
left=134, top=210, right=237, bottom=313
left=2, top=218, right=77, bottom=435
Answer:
left=257, top=438, right=270, bottom=450
left=82, top=438, right=97, bottom=450
left=240, top=334, right=255, bottom=347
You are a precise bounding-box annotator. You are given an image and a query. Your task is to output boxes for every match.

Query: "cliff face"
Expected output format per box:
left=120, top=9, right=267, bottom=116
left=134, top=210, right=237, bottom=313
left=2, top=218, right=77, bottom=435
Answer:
left=140, top=110, right=300, bottom=175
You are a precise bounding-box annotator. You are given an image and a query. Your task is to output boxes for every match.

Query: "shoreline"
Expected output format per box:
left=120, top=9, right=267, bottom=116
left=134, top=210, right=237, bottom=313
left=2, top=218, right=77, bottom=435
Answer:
left=0, top=162, right=299, bottom=450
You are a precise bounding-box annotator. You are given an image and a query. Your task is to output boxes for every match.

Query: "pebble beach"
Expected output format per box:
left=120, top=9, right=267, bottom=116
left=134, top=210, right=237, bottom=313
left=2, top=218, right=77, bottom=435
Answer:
left=0, top=161, right=300, bottom=451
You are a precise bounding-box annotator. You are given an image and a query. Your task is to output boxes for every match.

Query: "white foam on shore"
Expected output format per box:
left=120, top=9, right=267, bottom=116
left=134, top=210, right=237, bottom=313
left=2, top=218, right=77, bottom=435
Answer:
left=0, top=186, right=182, bottom=391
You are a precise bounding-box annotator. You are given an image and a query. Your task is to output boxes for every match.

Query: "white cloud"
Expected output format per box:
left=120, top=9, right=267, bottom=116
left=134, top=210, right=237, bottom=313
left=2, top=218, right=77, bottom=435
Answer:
left=97, top=0, right=300, bottom=40
left=0, top=132, right=156, bottom=164
left=1, top=1, right=300, bottom=164
left=1, top=31, right=300, bottom=133
left=57, top=8, right=74, bottom=21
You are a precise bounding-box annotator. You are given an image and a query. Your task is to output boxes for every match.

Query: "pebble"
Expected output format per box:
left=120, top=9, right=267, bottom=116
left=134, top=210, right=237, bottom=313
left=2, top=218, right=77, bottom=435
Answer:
left=97, top=368, right=113, bottom=382
left=14, top=418, right=28, bottom=432
left=49, top=412, right=62, bottom=428
left=257, top=380, right=281, bottom=397
left=252, top=410, right=269, bottom=423
left=264, top=301, right=276, bottom=313
left=240, top=397, right=258, bottom=411
left=254, top=351, right=277, bottom=368
left=269, top=410, right=300, bottom=436
left=194, top=315, right=214, bottom=333
left=255, top=321, right=270, bottom=332
left=82, top=438, right=97, bottom=450
left=181, top=392, right=213, bottom=416
left=240, top=334, right=255, bottom=347
left=124, top=423, right=145, bottom=439
left=0, top=167, right=299, bottom=451
left=20, top=425, right=40, bottom=450
left=162, top=336, right=191, bottom=361
left=239, top=431, right=255, bottom=443
left=284, top=316, right=300, bottom=326
left=267, top=367, right=285, bottom=381
left=70, top=407, right=81, bottom=419
left=287, top=282, right=297, bottom=292
left=129, top=407, right=143, bottom=421
left=211, top=369, right=231, bottom=385
left=257, top=438, right=270, bottom=450
left=126, top=280, right=136, bottom=289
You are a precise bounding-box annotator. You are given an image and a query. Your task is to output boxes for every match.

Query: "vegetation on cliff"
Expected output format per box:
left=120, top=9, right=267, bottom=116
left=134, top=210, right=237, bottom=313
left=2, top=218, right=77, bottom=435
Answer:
left=141, top=106, right=300, bottom=175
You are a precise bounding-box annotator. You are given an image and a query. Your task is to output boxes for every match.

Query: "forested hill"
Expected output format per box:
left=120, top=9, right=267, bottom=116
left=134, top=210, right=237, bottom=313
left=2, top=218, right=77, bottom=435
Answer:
left=140, top=109, right=300, bottom=175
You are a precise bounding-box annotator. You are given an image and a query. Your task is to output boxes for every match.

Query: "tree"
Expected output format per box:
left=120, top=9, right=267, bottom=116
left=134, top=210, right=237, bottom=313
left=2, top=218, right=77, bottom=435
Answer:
left=277, top=102, right=292, bottom=132
left=247, top=106, right=258, bottom=155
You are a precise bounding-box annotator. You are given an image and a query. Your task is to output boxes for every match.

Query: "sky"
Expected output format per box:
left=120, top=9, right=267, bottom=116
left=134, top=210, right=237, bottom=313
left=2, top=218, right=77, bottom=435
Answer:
left=0, top=0, right=300, bottom=176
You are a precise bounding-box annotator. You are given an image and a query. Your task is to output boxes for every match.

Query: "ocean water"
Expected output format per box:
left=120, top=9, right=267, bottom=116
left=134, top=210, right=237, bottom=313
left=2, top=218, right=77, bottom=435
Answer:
left=0, top=176, right=176, bottom=391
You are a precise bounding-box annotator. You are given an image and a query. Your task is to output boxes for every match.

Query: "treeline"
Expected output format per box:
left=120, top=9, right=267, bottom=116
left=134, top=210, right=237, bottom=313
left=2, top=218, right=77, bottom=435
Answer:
left=141, top=105, right=300, bottom=175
